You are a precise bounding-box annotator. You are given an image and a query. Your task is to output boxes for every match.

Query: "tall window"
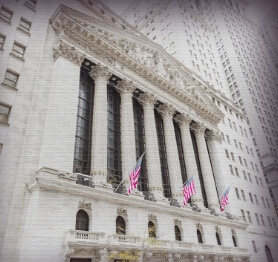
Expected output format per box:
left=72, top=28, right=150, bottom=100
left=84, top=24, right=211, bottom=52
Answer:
left=232, top=235, right=237, bottom=247
left=116, top=216, right=126, bottom=235
left=191, top=130, right=208, bottom=207
left=148, top=221, right=156, bottom=238
left=73, top=61, right=95, bottom=175
left=133, top=97, right=148, bottom=192
left=107, top=84, right=121, bottom=186
left=155, top=110, right=171, bottom=198
left=174, top=225, right=181, bottom=241
left=75, top=210, right=89, bottom=231
left=197, top=229, right=203, bottom=243
left=173, top=121, right=188, bottom=183
left=216, top=232, right=221, bottom=245
left=265, top=245, right=273, bottom=262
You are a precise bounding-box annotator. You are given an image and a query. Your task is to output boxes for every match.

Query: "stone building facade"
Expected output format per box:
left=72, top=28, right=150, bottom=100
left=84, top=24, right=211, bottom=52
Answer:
left=0, top=0, right=277, bottom=261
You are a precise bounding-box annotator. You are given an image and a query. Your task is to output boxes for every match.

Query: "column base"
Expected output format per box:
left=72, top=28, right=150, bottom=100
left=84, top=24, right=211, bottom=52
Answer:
left=191, top=198, right=204, bottom=208
left=90, top=170, right=109, bottom=187
left=149, top=187, right=164, bottom=201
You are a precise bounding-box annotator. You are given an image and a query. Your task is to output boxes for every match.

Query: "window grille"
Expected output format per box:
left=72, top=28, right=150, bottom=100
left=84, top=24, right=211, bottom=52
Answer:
left=73, top=62, right=94, bottom=175
left=133, top=98, right=148, bottom=193
left=155, top=110, right=171, bottom=198
left=107, top=84, right=122, bottom=186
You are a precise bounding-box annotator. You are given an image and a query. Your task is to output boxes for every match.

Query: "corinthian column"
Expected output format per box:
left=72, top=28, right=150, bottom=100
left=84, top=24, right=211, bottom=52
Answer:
left=174, top=114, right=203, bottom=207
left=116, top=79, right=137, bottom=189
left=192, top=123, right=219, bottom=208
left=139, top=92, right=164, bottom=200
left=206, top=130, right=229, bottom=209
left=158, top=104, right=183, bottom=203
left=89, top=64, right=112, bottom=185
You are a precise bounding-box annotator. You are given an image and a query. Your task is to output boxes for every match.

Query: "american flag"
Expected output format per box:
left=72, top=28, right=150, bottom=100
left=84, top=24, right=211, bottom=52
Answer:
left=220, top=187, right=230, bottom=212
left=182, top=176, right=196, bottom=207
left=126, top=153, right=145, bottom=196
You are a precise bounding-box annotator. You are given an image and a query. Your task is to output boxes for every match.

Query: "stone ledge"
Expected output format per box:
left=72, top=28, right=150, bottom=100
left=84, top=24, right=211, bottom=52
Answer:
left=28, top=166, right=249, bottom=229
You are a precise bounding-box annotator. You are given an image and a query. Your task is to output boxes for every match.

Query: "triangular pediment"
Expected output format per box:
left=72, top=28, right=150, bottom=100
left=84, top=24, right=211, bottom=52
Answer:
left=50, top=4, right=224, bottom=124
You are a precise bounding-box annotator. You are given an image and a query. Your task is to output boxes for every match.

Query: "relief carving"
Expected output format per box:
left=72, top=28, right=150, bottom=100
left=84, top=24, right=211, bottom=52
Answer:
left=78, top=200, right=92, bottom=211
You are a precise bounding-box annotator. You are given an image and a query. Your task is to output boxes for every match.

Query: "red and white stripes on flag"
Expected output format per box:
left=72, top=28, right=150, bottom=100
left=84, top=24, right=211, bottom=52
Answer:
left=220, top=187, right=230, bottom=212
left=126, top=153, right=145, bottom=196
left=182, top=176, right=196, bottom=207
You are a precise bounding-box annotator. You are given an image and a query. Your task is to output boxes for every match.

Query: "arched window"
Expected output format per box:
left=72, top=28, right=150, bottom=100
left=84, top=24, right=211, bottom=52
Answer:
left=174, top=225, right=181, bottom=241
left=148, top=221, right=156, bottom=238
left=216, top=232, right=221, bottom=245
left=265, top=245, right=273, bottom=262
left=197, top=229, right=203, bottom=243
left=75, top=210, right=89, bottom=231
left=116, top=216, right=126, bottom=235
left=232, top=235, right=237, bottom=247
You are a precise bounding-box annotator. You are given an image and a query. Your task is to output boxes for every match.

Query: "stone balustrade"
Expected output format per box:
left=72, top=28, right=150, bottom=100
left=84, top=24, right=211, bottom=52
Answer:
left=68, top=229, right=105, bottom=241
left=65, top=229, right=248, bottom=258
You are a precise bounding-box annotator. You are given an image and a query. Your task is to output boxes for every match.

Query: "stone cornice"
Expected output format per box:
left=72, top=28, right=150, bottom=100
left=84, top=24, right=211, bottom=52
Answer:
left=29, top=167, right=248, bottom=230
left=53, top=39, right=85, bottom=66
left=50, top=6, right=224, bottom=126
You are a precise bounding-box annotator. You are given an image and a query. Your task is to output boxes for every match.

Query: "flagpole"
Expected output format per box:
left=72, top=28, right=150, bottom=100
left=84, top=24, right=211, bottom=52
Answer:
left=182, top=175, right=194, bottom=187
left=113, top=151, right=146, bottom=193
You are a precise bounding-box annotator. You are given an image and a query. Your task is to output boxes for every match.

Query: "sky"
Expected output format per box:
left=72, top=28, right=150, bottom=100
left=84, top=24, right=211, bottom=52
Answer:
left=100, top=0, right=278, bottom=23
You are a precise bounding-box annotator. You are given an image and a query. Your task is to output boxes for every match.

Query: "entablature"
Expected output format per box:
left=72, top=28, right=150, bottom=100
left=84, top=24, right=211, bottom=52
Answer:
left=49, top=5, right=224, bottom=127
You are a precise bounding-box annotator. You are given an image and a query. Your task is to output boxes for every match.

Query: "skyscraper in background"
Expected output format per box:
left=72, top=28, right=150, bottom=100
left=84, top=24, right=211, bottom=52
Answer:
left=123, top=0, right=278, bottom=214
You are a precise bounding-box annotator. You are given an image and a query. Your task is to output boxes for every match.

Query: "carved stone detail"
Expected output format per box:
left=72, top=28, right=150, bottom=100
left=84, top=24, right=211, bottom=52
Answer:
left=191, top=122, right=206, bottom=134
left=53, top=40, right=85, bottom=66
left=117, top=207, right=127, bottom=217
left=78, top=200, right=91, bottom=211
left=174, top=219, right=182, bottom=228
left=138, top=92, right=157, bottom=106
left=174, top=113, right=192, bottom=125
left=89, top=63, right=112, bottom=81
left=116, top=79, right=136, bottom=93
left=157, top=103, right=176, bottom=116
left=148, top=214, right=157, bottom=222
left=215, top=225, right=221, bottom=234
left=196, top=223, right=203, bottom=231
left=206, top=130, right=222, bottom=143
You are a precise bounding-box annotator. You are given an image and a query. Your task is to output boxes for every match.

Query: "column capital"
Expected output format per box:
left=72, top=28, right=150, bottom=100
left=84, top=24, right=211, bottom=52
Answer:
left=174, top=113, right=192, bottom=125
left=191, top=122, right=206, bottom=134
left=206, top=130, right=222, bottom=143
left=89, top=63, right=112, bottom=81
left=116, top=79, right=136, bottom=93
left=138, top=92, right=157, bottom=106
left=157, top=103, right=175, bottom=117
